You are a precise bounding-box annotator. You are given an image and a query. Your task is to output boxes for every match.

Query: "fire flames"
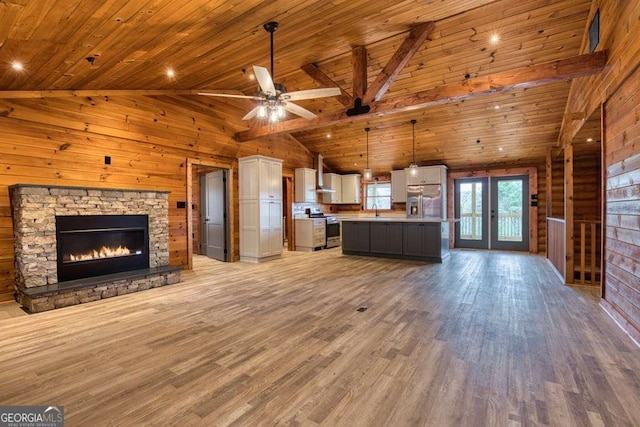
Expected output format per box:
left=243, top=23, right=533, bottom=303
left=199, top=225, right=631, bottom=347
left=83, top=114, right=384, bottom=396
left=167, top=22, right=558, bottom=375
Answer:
left=68, top=245, right=131, bottom=262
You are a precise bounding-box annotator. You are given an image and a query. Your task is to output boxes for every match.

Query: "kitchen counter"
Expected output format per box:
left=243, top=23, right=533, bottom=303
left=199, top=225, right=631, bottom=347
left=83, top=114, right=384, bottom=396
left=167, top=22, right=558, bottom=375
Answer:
left=340, top=216, right=456, bottom=223
left=341, top=218, right=450, bottom=262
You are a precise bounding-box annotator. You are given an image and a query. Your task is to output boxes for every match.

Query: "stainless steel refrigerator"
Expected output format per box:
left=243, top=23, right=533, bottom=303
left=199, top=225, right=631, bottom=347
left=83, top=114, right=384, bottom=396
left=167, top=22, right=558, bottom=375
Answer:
left=406, top=184, right=443, bottom=218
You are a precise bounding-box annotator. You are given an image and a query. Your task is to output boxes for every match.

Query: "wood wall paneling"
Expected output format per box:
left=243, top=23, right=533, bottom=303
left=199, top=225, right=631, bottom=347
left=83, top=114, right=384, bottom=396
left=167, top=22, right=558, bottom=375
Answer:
left=559, top=0, right=640, bottom=340
left=0, top=95, right=314, bottom=300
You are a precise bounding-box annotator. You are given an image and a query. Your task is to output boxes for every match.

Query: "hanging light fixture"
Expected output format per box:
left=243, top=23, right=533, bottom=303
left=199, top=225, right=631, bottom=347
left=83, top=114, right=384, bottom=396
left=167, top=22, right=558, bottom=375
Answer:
left=363, top=127, right=372, bottom=180
left=408, top=119, right=419, bottom=176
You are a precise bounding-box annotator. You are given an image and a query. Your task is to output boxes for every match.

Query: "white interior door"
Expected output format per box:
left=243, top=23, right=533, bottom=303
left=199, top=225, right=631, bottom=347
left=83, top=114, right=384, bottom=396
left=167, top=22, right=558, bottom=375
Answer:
left=203, top=170, right=227, bottom=261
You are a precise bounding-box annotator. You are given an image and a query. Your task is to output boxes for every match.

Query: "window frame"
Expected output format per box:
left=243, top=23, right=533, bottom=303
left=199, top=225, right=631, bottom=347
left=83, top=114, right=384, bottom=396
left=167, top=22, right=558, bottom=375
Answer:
left=364, top=181, right=392, bottom=211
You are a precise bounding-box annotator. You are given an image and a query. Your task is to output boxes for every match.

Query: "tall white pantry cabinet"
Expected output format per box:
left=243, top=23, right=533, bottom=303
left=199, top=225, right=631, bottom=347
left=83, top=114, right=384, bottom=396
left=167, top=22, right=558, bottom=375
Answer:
left=239, top=155, right=283, bottom=262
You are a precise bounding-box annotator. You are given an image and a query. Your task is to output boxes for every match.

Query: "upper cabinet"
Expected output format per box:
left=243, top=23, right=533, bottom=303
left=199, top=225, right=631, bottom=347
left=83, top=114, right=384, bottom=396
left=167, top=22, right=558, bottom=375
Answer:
left=294, top=168, right=317, bottom=203
left=341, top=174, right=361, bottom=204
left=239, top=155, right=282, bottom=200
left=319, top=173, right=361, bottom=204
left=322, top=173, right=342, bottom=204
left=391, top=170, right=406, bottom=203
left=405, top=165, right=447, bottom=186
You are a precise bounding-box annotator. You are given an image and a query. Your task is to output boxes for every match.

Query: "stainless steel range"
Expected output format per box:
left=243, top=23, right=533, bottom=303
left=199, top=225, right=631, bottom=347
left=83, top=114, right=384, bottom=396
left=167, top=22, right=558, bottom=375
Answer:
left=325, top=215, right=341, bottom=248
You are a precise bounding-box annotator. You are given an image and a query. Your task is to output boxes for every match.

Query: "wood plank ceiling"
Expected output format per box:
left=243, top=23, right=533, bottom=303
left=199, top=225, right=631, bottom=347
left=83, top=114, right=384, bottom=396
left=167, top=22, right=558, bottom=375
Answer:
left=0, top=0, right=594, bottom=174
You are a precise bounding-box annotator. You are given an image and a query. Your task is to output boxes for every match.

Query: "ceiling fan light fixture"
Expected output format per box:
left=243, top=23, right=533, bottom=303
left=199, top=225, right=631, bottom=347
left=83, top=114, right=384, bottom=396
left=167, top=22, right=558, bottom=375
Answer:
left=197, top=21, right=339, bottom=122
left=257, top=104, right=267, bottom=119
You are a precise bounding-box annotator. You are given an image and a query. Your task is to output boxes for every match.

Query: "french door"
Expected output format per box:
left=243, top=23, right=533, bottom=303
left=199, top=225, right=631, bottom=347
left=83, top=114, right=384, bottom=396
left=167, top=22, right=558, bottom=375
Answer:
left=454, top=175, right=529, bottom=251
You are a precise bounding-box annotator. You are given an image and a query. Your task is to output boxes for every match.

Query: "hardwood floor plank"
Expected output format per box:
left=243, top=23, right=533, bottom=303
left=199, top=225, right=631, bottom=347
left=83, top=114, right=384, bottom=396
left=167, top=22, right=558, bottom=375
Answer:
left=0, top=249, right=639, bottom=426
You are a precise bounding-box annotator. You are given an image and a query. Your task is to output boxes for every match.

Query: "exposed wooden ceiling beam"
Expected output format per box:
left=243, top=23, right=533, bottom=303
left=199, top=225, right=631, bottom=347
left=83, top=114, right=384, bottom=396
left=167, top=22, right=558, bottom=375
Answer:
left=301, top=63, right=353, bottom=107
left=363, top=22, right=435, bottom=104
left=0, top=89, right=241, bottom=99
left=352, top=46, right=367, bottom=100
left=565, top=111, right=587, bottom=120
left=235, top=51, right=607, bottom=142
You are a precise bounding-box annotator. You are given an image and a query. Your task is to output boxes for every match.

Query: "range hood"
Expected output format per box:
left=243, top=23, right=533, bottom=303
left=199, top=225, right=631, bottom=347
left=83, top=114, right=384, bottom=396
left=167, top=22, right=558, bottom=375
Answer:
left=316, top=154, right=336, bottom=193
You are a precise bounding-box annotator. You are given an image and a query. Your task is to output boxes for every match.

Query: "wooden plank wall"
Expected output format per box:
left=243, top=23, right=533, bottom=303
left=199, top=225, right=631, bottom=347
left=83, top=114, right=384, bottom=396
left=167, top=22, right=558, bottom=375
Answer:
left=602, top=66, right=640, bottom=342
left=559, top=0, right=640, bottom=342
left=548, top=150, right=565, bottom=219
left=0, top=96, right=314, bottom=301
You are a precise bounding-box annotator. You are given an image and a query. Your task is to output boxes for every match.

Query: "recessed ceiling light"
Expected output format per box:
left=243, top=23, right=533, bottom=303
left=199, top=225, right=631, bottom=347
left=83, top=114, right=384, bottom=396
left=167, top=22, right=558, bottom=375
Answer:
left=249, top=73, right=255, bottom=81
left=166, top=69, right=175, bottom=78
left=586, top=137, right=594, bottom=142
left=494, top=105, right=501, bottom=110
left=499, top=147, right=503, bottom=151
left=12, top=61, right=24, bottom=71
left=326, top=133, right=331, bottom=139
left=489, top=33, right=500, bottom=44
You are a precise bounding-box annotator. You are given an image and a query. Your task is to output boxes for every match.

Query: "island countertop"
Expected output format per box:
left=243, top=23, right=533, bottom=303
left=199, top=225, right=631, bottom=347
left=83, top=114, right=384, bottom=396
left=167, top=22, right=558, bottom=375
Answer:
left=339, top=216, right=458, bottom=223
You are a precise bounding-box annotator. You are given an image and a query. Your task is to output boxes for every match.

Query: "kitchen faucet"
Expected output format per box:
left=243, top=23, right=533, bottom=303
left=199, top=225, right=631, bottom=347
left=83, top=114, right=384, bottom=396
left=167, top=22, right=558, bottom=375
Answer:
left=372, top=203, right=379, bottom=217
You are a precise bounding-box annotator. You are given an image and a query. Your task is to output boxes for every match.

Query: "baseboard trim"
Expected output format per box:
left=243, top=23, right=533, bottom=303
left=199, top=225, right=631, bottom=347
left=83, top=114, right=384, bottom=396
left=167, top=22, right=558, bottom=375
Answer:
left=600, top=299, right=640, bottom=349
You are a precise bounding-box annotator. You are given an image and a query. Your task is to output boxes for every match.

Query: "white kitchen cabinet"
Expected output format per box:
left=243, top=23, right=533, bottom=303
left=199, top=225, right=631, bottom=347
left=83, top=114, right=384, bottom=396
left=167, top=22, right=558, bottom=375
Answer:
left=294, top=168, right=317, bottom=203
left=391, top=170, right=406, bottom=203
left=239, top=155, right=283, bottom=262
left=405, top=165, right=447, bottom=186
left=294, top=218, right=326, bottom=251
left=341, top=174, right=361, bottom=204
left=239, top=155, right=282, bottom=200
left=322, top=173, right=342, bottom=204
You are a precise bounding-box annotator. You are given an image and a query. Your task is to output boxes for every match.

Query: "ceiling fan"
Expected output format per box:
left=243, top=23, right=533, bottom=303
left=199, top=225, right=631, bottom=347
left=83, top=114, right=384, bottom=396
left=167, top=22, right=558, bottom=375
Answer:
left=199, top=22, right=341, bottom=122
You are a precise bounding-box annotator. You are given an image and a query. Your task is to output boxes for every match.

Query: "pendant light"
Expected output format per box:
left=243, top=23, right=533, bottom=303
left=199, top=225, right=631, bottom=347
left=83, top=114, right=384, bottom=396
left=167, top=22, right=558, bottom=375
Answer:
left=408, top=119, right=418, bottom=176
left=363, top=127, right=372, bottom=180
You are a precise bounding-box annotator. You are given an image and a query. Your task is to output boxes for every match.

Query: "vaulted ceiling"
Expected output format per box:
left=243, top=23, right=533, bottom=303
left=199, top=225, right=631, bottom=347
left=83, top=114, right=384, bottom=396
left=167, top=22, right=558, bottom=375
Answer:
left=0, top=0, right=598, bottom=174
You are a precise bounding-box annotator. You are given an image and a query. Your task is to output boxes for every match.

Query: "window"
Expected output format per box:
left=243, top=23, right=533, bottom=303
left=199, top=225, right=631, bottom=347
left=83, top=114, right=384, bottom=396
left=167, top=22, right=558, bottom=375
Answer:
left=365, top=182, right=391, bottom=210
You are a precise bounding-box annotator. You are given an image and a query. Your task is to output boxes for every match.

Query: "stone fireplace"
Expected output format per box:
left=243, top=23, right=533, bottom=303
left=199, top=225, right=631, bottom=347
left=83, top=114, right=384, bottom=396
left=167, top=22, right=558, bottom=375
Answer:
left=10, top=185, right=181, bottom=313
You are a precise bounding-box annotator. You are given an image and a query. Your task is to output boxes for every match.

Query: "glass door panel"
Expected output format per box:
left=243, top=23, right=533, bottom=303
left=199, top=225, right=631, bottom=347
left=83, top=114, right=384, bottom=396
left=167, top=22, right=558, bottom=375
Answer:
left=490, top=175, right=529, bottom=251
left=455, top=178, right=488, bottom=249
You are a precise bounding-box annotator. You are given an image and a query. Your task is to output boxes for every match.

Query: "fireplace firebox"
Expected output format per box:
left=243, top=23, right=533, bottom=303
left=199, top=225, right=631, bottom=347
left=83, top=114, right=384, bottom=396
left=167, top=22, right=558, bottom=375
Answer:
left=56, top=215, right=150, bottom=282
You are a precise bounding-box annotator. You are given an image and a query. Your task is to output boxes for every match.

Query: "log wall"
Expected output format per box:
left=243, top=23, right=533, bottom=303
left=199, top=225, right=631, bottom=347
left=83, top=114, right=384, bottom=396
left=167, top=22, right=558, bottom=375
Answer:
left=0, top=96, right=314, bottom=301
left=559, top=0, right=640, bottom=343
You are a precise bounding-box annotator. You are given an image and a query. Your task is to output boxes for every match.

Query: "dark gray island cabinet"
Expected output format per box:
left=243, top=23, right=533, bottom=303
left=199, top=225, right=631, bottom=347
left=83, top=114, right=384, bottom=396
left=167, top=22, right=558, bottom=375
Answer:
left=342, top=219, right=450, bottom=262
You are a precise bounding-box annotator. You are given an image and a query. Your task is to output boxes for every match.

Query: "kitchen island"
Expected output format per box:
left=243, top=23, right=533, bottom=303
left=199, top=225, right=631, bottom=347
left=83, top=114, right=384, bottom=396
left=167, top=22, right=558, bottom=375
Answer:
left=341, top=217, right=451, bottom=262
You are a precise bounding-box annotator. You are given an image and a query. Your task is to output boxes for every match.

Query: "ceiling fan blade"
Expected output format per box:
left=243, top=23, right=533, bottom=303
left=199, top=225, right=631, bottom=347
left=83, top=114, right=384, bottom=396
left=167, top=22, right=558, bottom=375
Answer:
left=242, top=106, right=261, bottom=120
left=253, top=65, right=276, bottom=96
left=198, top=92, right=260, bottom=100
left=284, top=102, right=316, bottom=120
left=284, top=87, right=341, bottom=101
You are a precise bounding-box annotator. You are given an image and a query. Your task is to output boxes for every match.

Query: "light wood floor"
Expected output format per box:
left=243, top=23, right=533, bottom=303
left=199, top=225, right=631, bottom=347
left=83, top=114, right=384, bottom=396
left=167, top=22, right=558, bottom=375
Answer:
left=0, top=249, right=638, bottom=426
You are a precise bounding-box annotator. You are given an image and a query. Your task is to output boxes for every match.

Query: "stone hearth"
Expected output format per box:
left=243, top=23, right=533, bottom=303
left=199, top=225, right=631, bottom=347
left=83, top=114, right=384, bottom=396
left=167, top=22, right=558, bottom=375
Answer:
left=10, top=184, right=181, bottom=313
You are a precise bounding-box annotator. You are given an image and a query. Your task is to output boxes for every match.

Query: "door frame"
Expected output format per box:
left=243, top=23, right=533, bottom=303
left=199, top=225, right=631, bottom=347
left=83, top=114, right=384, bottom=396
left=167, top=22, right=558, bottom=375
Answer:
left=187, top=157, right=235, bottom=269
left=448, top=167, right=538, bottom=253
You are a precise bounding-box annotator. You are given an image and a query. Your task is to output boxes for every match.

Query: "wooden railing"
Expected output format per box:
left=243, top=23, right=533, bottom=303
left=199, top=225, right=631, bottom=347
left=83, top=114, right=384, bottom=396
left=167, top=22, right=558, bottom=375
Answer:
left=547, top=218, right=565, bottom=279
left=459, top=212, right=523, bottom=241
left=459, top=213, right=482, bottom=239
left=575, top=220, right=601, bottom=285
left=496, top=212, right=523, bottom=241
